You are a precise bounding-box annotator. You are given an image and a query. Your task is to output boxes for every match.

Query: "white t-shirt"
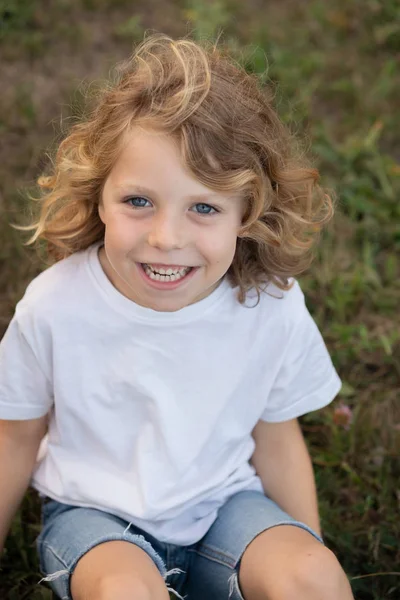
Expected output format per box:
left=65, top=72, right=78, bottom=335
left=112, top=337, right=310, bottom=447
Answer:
left=0, top=243, right=341, bottom=544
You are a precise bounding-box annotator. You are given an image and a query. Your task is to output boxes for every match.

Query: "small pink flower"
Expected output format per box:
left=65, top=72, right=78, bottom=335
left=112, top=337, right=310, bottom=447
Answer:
left=333, top=403, right=353, bottom=429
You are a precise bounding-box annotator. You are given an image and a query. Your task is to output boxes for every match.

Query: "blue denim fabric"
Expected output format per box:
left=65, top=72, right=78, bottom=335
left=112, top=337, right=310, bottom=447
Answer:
left=37, top=490, right=324, bottom=600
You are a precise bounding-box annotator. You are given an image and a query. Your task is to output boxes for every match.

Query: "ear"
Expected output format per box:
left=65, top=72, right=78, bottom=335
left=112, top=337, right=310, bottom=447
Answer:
left=98, top=200, right=105, bottom=224
left=237, top=223, right=248, bottom=238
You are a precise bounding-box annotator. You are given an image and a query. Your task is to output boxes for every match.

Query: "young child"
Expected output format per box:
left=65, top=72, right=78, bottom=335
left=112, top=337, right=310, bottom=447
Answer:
left=0, top=33, right=354, bottom=600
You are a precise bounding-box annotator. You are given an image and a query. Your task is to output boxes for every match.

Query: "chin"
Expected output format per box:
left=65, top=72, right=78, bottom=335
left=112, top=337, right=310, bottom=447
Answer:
left=146, top=295, right=189, bottom=311
left=152, top=303, right=187, bottom=313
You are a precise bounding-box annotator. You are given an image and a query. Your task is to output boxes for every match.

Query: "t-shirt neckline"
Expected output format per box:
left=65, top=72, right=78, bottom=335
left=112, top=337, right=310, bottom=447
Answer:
left=86, top=242, right=233, bottom=324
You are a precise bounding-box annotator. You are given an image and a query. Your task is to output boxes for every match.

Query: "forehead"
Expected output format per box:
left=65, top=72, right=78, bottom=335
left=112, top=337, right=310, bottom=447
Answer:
left=109, top=128, right=203, bottom=188
left=107, top=127, right=242, bottom=203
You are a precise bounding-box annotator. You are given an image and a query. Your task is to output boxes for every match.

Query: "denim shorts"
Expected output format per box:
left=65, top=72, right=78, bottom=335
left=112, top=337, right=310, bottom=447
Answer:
left=37, top=490, right=324, bottom=600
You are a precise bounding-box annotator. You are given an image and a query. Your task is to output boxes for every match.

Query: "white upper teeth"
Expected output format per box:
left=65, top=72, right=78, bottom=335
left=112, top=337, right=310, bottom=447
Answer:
left=146, top=264, right=189, bottom=275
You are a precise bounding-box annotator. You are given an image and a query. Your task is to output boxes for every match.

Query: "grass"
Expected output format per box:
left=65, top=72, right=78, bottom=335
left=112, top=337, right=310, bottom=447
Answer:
left=0, top=0, right=399, bottom=598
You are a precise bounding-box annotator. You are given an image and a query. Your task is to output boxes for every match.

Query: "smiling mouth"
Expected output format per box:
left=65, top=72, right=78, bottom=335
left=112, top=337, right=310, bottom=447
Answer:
left=140, top=263, right=195, bottom=282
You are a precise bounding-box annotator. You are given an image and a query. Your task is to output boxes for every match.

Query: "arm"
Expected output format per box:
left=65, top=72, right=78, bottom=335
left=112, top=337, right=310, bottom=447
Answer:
left=250, top=418, right=321, bottom=536
left=0, top=416, right=47, bottom=553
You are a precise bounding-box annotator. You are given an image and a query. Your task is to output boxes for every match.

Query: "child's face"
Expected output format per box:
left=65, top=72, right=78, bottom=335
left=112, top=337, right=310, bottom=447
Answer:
left=99, top=127, right=244, bottom=312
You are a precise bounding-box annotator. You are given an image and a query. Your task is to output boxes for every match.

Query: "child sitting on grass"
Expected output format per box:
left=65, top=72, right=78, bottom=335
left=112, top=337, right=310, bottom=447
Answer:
left=0, top=32, right=355, bottom=600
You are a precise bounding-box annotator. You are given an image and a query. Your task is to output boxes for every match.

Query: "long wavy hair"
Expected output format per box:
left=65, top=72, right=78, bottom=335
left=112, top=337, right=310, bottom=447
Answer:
left=19, top=32, right=334, bottom=303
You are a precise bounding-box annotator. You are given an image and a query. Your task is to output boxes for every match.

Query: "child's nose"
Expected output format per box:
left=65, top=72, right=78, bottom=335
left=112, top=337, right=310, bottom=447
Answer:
left=147, top=214, right=185, bottom=250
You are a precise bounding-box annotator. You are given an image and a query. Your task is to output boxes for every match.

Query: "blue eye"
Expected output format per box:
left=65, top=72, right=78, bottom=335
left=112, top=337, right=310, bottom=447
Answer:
left=192, top=203, right=218, bottom=215
left=124, top=196, right=150, bottom=208
left=124, top=197, right=219, bottom=215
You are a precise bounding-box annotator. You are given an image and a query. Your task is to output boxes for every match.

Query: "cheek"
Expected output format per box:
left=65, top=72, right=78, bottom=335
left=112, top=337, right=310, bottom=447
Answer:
left=106, top=214, right=142, bottom=242
left=199, top=227, right=238, bottom=262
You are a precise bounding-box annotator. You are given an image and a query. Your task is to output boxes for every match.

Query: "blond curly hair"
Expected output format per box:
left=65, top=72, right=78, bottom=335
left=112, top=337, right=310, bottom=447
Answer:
left=20, top=32, right=334, bottom=304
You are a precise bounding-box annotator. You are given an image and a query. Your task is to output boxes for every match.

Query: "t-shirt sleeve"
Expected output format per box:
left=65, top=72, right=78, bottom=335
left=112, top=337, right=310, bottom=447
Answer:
left=261, top=288, right=342, bottom=423
left=0, top=311, right=53, bottom=420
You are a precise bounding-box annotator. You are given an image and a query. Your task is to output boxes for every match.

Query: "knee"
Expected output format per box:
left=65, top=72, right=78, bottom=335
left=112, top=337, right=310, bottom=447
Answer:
left=285, top=545, right=352, bottom=600
left=95, top=574, right=170, bottom=600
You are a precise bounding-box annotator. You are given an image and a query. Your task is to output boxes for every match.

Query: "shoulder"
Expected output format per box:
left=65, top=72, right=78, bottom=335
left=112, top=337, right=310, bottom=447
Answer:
left=15, top=246, right=93, bottom=330
left=243, top=278, right=307, bottom=324
left=222, top=278, right=311, bottom=354
left=24, top=249, right=89, bottom=297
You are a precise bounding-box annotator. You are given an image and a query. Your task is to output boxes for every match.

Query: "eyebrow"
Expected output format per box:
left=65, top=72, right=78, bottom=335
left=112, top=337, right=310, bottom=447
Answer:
left=115, top=184, right=229, bottom=203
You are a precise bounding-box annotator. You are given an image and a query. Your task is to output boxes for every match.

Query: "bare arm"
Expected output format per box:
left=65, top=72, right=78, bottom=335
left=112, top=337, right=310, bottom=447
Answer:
left=0, top=416, right=47, bottom=553
left=250, top=418, right=321, bottom=536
